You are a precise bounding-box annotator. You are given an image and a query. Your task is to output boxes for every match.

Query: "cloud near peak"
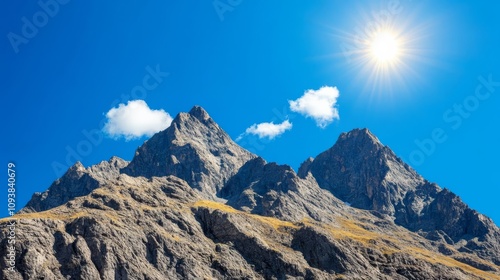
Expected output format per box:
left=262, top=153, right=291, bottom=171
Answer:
left=238, top=120, right=292, bottom=141
left=289, top=86, right=340, bottom=128
left=103, top=100, right=172, bottom=140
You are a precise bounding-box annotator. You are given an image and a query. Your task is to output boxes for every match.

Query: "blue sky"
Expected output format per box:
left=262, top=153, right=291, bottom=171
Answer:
left=1, top=1, right=499, bottom=224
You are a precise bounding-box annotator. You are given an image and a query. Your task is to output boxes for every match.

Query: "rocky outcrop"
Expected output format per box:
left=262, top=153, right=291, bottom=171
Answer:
left=21, top=156, right=128, bottom=213
left=298, top=128, right=427, bottom=216
left=300, top=128, right=500, bottom=265
left=121, top=106, right=256, bottom=198
left=220, top=157, right=346, bottom=222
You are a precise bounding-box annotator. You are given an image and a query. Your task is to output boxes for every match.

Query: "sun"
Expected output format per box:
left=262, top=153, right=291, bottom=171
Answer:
left=369, top=31, right=400, bottom=64
left=326, top=9, right=431, bottom=98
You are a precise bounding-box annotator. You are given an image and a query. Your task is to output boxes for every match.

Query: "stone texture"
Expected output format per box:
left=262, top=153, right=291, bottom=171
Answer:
left=300, top=128, right=500, bottom=266
left=22, top=156, right=128, bottom=213
left=121, top=106, right=256, bottom=198
left=2, top=173, right=498, bottom=279
left=4, top=108, right=500, bottom=279
left=220, top=157, right=347, bottom=223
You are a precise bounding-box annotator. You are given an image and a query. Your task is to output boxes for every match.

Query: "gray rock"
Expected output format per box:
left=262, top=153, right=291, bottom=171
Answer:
left=5, top=108, right=500, bottom=279
left=220, top=157, right=346, bottom=222
left=2, top=173, right=497, bottom=279
left=301, top=128, right=500, bottom=266
left=299, top=128, right=427, bottom=216
left=21, top=156, right=128, bottom=213
left=122, top=106, right=256, bottom=198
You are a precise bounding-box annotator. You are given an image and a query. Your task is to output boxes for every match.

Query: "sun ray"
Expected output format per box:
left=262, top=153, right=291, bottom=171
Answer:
left=317, top=6, right=437, bottom=105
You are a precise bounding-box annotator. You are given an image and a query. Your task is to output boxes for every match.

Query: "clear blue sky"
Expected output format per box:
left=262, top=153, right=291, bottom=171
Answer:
left=1, top=1, right=499, bottom=224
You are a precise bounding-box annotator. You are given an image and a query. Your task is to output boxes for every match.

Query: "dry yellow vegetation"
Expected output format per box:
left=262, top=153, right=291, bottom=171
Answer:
left=193, top=201, right=500, bottom=279
left=192, top=200, right=298, bottom=231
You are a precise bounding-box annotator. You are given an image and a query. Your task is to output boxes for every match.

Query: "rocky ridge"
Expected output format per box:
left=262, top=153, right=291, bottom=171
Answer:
left=22, top=156, right=129, bottom=213
left=1, top=106, right=499, bottom=279
left=299, top=128, right=500, bottom=266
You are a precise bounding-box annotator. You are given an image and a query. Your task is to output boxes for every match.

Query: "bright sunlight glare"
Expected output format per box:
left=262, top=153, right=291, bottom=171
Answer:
left=370, top=31, right=400, bottom=64
left=329, top=13, right=429, bottom=98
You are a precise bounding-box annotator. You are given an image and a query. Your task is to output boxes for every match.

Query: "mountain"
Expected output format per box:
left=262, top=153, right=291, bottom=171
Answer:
left=121, top=106, right=256, bottom=198
left=22, top=156, right=128, bottom=213
left=1, top=107, right=500, bottom=279
left=299, top=128, right=500, bottom=266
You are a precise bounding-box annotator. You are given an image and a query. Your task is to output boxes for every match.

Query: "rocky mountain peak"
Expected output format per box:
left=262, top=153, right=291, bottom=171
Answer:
left=121, top=106, right=256, bottom=198
left=188, top=105, right=211, bottom=122
left=297, top=157, right=314, bottom=178
left=298, top=128, right=500, bottom=265
left=338, top=128, right=382, bottom=146
left=299, top=128, right=424, bottom=216
left=331, top=128, right=389, bottom=161
left=172, top=105, right=214, bottom=129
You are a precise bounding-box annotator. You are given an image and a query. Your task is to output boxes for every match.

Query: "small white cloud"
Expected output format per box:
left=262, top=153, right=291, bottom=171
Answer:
left=103, top=100, right=172, bottom=140
left=238, top=120, right=292, bottom=140
left=289, top=86, right=340, bottom=128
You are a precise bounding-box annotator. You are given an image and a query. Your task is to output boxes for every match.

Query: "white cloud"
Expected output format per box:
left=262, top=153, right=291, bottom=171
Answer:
left=103, top=100, right=173, bottom=140
left=238, top=120, right=292, bottom=140
left=289, top=86, right=340, bottom=128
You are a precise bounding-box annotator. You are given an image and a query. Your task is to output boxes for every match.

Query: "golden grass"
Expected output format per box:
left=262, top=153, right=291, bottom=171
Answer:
left=253, top=215, right=299, bottom=230
left=324, top=217, right=500, bottom=279
left=327, top=218, right=382, bottom=245
left=192, top=200, right=298, bottom=231
left=402, top=245, right=500, bottom=279
left=193, top=200, right=239, bottom=213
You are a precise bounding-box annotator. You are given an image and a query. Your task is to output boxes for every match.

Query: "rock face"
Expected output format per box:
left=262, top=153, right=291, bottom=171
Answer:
left=2, top=174, right=498, bottom=280
left=2, top=108, right=500, bottom=279
left=122, top=106, right=256, bottom=198
left=300, top=128, right=500, bottom=266
left=220, top=157, right=346, bottom=222
left=298, top=128, right=427, bottom=216
left=22, top=156, right=128, bottom=213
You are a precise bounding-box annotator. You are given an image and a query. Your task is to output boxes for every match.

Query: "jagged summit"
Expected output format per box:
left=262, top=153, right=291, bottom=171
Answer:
left=338, top=128, right=382, bottom=145
left=188, top=105, right=211, bottom=121
left=298, top=127, right=432, bottom=214
left=172, top=105, right=214, bottom=127
left=299, top=128, right=500, bottom=265
left=299, top=127, right=424, bottom=214
left=121, top=106, right=256, bottom=198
